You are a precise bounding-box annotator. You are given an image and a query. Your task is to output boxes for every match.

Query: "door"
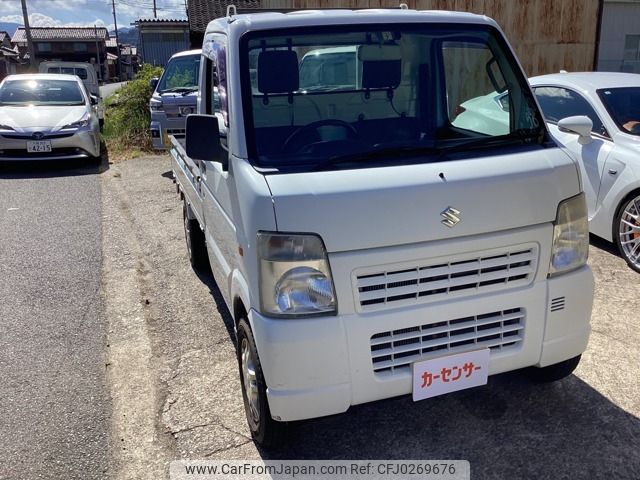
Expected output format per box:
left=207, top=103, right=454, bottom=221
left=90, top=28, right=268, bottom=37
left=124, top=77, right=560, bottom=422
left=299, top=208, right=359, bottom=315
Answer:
left=533, top=85, right=614, bottom=219
left=200, top=35, right=236, bottom=302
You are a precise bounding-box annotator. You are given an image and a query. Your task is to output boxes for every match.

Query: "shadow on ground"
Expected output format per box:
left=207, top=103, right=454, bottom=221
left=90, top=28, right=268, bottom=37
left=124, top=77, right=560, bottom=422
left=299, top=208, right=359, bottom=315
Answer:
left=0, top=142, right=110, bottom=179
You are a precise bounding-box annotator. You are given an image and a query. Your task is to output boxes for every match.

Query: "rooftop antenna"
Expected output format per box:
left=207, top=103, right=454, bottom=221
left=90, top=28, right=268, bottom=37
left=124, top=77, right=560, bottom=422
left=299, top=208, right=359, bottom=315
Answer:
left=227, top=5, right=237, bottom=23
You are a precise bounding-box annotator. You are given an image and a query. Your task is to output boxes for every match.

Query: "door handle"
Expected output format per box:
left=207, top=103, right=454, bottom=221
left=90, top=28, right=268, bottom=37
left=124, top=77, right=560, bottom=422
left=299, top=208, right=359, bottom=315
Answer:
left=608, top=169, right=618, bottom=175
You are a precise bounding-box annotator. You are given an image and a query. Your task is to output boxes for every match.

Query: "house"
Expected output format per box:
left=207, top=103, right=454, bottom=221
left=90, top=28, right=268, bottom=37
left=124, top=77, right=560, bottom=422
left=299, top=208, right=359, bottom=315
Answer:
left=0, top=31, right=21, bottom=80
left=11, top=26, right=109, bottom=80
left=134, top=18, right=189, bottom=67
left=597, top=0, right=640, bottom=73
left=185, top=0, right=601, bottom=76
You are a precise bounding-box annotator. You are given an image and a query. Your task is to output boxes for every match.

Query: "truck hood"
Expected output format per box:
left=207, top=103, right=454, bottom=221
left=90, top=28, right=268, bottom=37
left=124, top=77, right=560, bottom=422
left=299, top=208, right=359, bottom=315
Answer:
left=0, top=105, right=87, bottom=130
left=264, top=146, right=580, bottom=252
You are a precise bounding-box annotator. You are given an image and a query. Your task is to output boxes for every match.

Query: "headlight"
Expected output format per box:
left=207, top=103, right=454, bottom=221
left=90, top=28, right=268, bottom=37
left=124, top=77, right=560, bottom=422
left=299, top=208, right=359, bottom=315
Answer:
left=258, top=232, right=336, bottom=317
left=0, top=124, right=14, bottom=131
left=150, top=101, right=164, bottom=112
left=62, top=113, right=90, bottom=129
left=549, top=193, right=589, bottom=276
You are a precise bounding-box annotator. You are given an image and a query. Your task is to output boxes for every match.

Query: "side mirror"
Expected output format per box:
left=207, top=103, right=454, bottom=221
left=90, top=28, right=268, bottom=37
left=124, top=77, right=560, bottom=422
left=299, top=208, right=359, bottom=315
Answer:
left=558, top=115, right=593, bottom=145
left=90, top=95, right=99, bottom=105
left=149, top=77, right=159, bottom=90
left=185, top=114, right=226, bottom=168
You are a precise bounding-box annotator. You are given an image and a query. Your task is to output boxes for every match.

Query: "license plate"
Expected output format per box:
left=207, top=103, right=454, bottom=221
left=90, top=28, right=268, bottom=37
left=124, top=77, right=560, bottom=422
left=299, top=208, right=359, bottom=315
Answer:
left=27, top=140, right=52, bottom=153
left=412, top=349, right=490, bottom=401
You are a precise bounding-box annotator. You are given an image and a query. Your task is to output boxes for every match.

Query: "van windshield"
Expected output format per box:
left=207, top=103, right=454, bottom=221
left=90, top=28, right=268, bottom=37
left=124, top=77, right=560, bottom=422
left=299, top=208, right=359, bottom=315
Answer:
left=157, top=54, right=201, bottom=94
left=240, top=24, right=546, bottom=171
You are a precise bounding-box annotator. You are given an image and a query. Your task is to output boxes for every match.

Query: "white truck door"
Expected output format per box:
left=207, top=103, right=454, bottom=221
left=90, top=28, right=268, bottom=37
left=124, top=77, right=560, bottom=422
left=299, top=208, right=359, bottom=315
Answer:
left=200, top=37, right=236, bottom=299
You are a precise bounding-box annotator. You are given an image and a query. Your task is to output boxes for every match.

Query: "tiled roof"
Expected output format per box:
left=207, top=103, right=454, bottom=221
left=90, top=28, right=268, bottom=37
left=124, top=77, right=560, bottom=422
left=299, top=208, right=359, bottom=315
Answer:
left=106, top=38, right=117, bottom=48
left=135, top=18, right=188, bottom=24
left=12, top=27, right=109, bottom=43
left=0, top=31, right=8, bottom=43
left=187, top=0, right=261, bottom=33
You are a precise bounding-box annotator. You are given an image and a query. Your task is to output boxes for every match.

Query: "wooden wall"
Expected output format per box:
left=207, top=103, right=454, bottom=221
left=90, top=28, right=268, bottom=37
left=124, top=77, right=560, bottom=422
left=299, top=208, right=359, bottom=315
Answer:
left=261, top=0, right=601, bottom=76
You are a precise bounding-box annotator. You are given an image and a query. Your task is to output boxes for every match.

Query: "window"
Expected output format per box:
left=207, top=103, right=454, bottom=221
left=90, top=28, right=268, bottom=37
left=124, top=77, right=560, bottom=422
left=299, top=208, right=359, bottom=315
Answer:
left=74, top=43, right=88, bottom=52
left=240, top=24, right=545, bottom=170
left=444, top=41, right=511, bottom=136
left=597, top=87, right=640, bottom=135
left=211, top=40, right=228, bottom=127
left=37, top=43, right=51, bottom=52
left=624, top=34, right=640, bottom=61
left=156, top=54, right=200, bottom=93
left=533, top=86, right=608, bottom=137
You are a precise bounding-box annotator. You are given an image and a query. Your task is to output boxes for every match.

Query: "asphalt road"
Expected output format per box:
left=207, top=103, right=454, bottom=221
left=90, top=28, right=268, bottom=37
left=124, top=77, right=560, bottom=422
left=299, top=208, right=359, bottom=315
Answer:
left=100, top=81, right=128, bottom=99
left=102, top=156, right=640, bottom=480
left=0, top=161, right=110, bottom=479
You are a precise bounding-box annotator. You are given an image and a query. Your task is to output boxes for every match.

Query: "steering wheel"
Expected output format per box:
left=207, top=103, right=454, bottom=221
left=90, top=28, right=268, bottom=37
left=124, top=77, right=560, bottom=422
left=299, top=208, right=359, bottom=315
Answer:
left=282, top=119, right=359, bottom=154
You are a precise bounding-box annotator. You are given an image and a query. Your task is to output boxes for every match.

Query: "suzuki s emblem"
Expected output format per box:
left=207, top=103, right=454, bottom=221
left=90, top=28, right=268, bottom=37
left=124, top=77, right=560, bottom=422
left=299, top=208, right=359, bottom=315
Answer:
left=441, top=206, right=461, bottom=228
left=32, top=132, right=44, bottom=140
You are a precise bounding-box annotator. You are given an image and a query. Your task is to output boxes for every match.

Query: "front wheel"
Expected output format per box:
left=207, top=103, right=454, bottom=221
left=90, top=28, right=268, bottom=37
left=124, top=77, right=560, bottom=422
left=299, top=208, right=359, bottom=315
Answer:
left=237, top=319, right=288, bottom=448
left=614, top=192, right=640, bottom=273
left=525, top=355, right=581, bottom=383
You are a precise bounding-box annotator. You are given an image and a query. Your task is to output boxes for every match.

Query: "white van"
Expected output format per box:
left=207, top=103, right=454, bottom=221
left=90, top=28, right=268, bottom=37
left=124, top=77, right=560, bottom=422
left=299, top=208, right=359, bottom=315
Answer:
left=39, top=61, right=104, bottom=129
left=171, top=8, right=595, bottom=447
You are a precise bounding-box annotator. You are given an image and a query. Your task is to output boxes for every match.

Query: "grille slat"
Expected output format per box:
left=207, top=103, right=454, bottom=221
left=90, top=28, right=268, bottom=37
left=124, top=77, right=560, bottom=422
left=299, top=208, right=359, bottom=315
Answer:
left=369, top=308, right=525, bottom=375
left=356, top=246, right=538, bottom=311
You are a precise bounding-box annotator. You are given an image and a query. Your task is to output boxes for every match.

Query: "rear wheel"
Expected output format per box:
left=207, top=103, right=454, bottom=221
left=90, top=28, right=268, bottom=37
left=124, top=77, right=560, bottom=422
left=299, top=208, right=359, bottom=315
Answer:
left=614, top=192, right=640, bottom=273
left=237, top=318, right=288, bottom=448
left=182, top=202, right=208, bottom=271
left=525, top=355, right=581, bottom=383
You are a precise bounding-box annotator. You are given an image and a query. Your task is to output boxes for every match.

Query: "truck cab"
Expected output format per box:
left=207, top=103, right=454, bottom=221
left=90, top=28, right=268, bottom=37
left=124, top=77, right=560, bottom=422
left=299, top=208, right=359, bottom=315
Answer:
left=149, top=49, right=201, bottom=149
left=171, top=8, right=594, bottom=447
left=38, top=61, right=104, bottom=130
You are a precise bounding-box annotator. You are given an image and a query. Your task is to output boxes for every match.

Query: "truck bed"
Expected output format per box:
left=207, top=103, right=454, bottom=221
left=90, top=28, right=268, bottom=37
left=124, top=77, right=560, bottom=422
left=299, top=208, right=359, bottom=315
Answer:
left=170, top=135, right=205, bottom=227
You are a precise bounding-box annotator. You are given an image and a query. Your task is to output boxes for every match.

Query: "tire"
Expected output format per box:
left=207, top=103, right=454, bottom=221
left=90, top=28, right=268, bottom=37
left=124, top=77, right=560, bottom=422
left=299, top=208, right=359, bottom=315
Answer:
left=236, top=318, right=288, bottom=448
left=525, top=354, right=581, bottom=383
left=614, top=192, right=640, bottom=273
left=182, top=202, right=209, bottom=272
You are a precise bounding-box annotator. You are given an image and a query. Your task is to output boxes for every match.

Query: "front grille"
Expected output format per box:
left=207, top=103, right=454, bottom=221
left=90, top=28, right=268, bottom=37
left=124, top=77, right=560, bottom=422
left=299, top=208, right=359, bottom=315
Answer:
left=370, top=308, right=525, bottom=375
left=355, top=246, right=538, bottom=311
left=1, top=132, right=74, bottom=140
left=166, top=128, right=185, bottom=136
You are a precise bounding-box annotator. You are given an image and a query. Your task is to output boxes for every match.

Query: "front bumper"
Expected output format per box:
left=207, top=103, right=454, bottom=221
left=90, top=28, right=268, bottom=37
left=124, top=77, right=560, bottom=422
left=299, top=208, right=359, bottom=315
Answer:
left=150, top=117, right=187, bottom=150
left=249, top=265, right=594, bottom=422
left=0, top=129, right=100, bottom=161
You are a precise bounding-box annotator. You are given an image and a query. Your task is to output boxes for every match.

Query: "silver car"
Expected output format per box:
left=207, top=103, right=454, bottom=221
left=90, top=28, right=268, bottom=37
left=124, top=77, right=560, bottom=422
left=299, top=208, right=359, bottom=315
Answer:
left=0, top=73, right=101, bottom=162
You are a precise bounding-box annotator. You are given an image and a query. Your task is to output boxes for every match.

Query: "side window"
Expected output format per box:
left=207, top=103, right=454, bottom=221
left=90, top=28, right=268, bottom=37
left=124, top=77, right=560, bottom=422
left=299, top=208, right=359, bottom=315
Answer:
left=443, top=41, right=510, bottom=136
left=212, top=40, right=228, bottom=127
left=533, top=86, right=608, bottom=137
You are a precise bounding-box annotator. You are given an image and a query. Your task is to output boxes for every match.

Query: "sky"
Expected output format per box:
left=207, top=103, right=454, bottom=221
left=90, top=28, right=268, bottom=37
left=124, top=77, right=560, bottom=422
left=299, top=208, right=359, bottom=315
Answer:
left=0, top=0, right=188, bottom=32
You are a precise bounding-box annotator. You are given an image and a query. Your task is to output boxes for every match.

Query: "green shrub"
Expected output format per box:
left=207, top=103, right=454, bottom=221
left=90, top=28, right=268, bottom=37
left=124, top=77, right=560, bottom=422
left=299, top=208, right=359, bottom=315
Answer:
left=104, top=64, right=163, bottom=154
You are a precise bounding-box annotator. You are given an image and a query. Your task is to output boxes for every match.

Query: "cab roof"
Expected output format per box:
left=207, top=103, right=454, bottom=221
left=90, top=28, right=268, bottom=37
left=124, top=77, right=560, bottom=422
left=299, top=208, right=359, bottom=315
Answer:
left=205, top=8, right=497, bottom=35
left=530, top=72, right=640, bottom=92
left=170, top=49, right=202, bottom=58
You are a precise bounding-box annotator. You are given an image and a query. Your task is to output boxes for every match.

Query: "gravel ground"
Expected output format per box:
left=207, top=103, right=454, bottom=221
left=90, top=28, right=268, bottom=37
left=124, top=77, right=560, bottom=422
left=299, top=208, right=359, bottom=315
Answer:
left=102, top=155, right=640, bottom=480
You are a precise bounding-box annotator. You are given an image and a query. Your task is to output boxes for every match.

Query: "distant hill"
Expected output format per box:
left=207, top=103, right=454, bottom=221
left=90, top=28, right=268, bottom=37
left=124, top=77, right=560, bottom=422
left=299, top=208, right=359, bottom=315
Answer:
left=110, top=26, right=138, bottom=47
left=0, top=22, right=20, bottom=37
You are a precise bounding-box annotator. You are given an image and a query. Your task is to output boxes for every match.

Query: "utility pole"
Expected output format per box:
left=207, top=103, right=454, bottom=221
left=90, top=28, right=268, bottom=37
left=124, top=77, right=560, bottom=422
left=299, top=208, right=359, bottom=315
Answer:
left=20, top=0, right=36, bottom=71
left=111, top=0, right=122, bottom=81
left=94, top=24, right=102, bottom=82
left=153, top=0, right=157, bottom=18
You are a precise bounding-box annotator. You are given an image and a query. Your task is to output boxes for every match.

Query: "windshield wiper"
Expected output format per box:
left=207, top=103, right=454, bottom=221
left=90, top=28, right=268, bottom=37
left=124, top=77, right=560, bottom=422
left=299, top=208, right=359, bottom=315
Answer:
left=312, top=129, right=543, bottom=172
left=161, top=86, right=197, bottom=94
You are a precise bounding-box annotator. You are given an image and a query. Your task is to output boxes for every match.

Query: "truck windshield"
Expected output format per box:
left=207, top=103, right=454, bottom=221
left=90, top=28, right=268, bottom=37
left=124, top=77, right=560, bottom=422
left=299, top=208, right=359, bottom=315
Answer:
left=240, top=24, right=545, bottom=170
left=157, top=54, right=201, bottom=93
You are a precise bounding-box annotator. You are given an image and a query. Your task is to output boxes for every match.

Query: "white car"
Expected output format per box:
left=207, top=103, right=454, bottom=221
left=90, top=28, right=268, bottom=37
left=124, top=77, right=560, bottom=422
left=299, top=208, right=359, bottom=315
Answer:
left=0, top=73, right=101, bottom=162
left=530, top=73, right=640, bottom=272
left=452, top=90, right=510, bottom=136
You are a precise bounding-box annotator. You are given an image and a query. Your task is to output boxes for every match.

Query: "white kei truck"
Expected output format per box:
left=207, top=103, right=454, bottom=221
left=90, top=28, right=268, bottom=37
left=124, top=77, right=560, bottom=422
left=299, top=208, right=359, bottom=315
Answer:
left=170, top=6, right=595, bottom=447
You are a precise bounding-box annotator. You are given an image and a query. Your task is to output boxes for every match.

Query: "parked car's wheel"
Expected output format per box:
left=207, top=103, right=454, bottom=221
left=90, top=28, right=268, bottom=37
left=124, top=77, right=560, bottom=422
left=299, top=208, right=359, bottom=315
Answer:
left=237, top=318, right=288, bottom=448
left=99, top=118, right=104, bottom=132
left=614, top=191, right=640, bottom=273
left=525, top=355, right=581, bottom=383
left=182, top=202, right=208, bottom=271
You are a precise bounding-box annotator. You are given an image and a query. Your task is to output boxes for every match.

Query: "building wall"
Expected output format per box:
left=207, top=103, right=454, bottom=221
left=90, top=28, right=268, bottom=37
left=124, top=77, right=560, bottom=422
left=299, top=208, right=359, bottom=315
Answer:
left=261, top=0, right=601, bottom=76
left=597, top=0, right=640, bottom=73
left=139, top=29, right=190, bottom=66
